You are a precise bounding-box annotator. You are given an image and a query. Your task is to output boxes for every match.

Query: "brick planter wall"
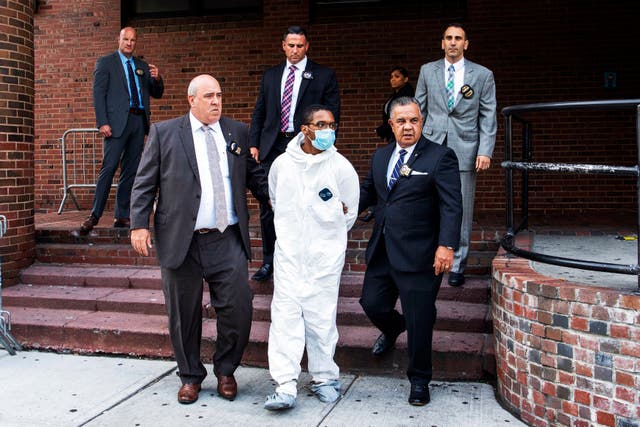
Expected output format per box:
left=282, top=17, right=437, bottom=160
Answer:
left=492, top=234, right=640, bottom=427
left=0, top=0, right=35, bottom=286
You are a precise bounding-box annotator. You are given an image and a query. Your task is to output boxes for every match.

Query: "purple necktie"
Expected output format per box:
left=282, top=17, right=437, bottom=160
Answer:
left=280, top=65, right=297, bottom=132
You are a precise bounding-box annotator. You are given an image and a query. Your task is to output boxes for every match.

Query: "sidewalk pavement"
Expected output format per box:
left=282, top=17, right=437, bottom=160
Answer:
left=0, top=350, right=524, bottom=427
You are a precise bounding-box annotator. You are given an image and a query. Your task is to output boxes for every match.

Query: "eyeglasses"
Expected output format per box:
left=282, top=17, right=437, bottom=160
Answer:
left=306, top=121, right=339, bottom=131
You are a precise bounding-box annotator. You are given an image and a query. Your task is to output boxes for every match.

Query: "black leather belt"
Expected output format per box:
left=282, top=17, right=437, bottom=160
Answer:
left=195, top=228, right=220, bottom=234
left=129, top=108, right=145, bottom=115
left=195, top=224, right=237, bottom=234
left=278, top=131, right=296, bottom=138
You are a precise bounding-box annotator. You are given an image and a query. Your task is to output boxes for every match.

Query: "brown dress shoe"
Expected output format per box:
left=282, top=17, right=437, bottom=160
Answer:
left=73, top=214, right=98, bottom=236
left=216, top=374, right=237, bottom=400
left=177, top=383, right=201, bottom=404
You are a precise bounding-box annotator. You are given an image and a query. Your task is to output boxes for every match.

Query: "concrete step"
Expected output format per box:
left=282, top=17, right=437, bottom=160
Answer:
left=18, top=263, right=490, bottom=303
left=5, top=306, right=494, bottom=380
left=3, top=284, right=490, bottom=333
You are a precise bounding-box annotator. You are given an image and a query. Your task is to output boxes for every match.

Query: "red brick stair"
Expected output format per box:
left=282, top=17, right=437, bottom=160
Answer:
left=1, top=210, right=501, bottom=380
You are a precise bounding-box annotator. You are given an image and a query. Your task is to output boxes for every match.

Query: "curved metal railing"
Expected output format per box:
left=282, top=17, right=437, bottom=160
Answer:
left=501, top=99, right=640, bottom=290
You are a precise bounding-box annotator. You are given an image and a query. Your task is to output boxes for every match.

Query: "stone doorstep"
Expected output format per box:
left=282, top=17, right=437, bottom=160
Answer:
left=3, top=285, right=490, bottom=333
left=18, top=264, right=492, bottom=303
left=6, top=306, right=493, bottom=380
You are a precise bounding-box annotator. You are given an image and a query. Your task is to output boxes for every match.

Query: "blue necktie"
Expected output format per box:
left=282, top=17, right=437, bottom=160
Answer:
left=387, top=149, right=407, bottom=191
left=446, top=64, right=455, bottom=111
left=127, top=59, right=141, bottom=109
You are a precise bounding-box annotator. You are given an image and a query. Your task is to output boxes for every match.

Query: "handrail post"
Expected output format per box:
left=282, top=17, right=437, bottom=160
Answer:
left=522, top=121, right=531, bottom=230
left=636, top=104, right=640, bottom=292
left=505, top=114, right=514, bottom=234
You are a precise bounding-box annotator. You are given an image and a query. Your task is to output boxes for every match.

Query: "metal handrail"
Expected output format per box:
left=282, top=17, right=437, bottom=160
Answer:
left=58, top=128, right=115, bottom=214
left=501, top=99, right=640, bottom=290
left=0, top=215, right=22, bottom=354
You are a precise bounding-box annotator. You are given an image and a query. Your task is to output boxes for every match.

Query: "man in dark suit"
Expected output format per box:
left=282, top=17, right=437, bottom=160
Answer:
left=359, top=97, right=462, bottom=406
left=249, top=25, right=340, bottom=281
left=76, top=26, right=164, bottom=235
left=130, top=75, right=270, bottom=405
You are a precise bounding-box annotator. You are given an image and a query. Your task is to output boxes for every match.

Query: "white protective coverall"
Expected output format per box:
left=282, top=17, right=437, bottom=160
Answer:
left=267, top=133, right=360, bottom=397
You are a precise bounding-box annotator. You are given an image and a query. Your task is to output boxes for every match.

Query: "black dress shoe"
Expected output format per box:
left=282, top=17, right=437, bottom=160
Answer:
left=113, top=218, right=130, bottom=228
left=72, top=214, right=99, bottom=237
left=408, top=383, right=430, bottom=406
left=448, top=272, right=465, bottom=287
left=251, top=263, right=273, bottom=281
left=372, top=332, right=400, bottom=356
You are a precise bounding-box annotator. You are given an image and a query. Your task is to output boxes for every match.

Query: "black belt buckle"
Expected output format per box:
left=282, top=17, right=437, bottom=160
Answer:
left=129, top=108, right=144, bottom=115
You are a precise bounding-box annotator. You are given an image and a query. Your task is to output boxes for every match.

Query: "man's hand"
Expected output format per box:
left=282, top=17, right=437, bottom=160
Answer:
left=99, top=124, right=112, bottom=138
left=476, top=155, right=491, bottom=172
left=249, top=147, right=260, bottom=163
left=148, top=64, right=160, bottom=80
left=131, top=228, right=152, bottom=257
left=433, top=245, right=454, bottom=276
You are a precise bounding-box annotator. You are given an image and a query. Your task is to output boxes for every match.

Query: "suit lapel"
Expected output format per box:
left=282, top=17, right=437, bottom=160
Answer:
left=114, top=52, right=129, bottom=96
left=218, top=117, right=236, bottom=176
left=179, top=114, right=201, bottom=185
left=296, top=61, right=313, bottom=110
left=376, top=142, right=396, bottom=196
left=457, top=60, right=475, bottom=107
left=434, top=60, right=449, bottom=110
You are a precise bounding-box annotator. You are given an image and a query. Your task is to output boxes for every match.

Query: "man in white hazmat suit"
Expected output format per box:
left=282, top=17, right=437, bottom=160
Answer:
left=264, top=105, right=360, bottom=410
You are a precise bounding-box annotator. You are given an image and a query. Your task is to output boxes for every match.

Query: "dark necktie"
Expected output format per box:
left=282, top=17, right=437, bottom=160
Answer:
left=126, top=59, right=141, bottom=109
left=388, top=149, right=407, bottom=191
left=203, top=126, right=229, bottom=232
left=280, top=65, right=297, bottom=132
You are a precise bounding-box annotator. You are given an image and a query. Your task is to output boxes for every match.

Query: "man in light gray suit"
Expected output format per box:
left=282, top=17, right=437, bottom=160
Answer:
left=415, top=22, right=497, bottom=287
left=75, top=27, right=164, bottom=236
left=130, top=75, right=270, bottom=405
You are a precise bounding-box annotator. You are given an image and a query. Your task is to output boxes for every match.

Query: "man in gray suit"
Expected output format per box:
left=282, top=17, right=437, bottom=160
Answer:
left=414, top=22, right=497, bottom=287
left=76, top=27, right=164, bottom=235
left=130, top=75, right=270, bottom=405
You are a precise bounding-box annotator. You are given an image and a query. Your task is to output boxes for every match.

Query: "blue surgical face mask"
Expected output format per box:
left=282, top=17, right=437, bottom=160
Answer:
left=310, top=129, right=336, bottom=151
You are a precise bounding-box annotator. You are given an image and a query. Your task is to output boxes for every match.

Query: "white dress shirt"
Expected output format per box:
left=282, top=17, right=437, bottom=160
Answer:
left=190, top=112, right=237, bottom=230
left=280, top=56, right=308, bottom=132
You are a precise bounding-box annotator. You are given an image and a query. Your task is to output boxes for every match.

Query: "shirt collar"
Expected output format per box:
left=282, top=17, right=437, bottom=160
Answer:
left=444, top=57, right=465, bottom=71
left=118, top=50, right=134, bottom=65
left=394, top=141, right=417, bottom=158
left=286, top=56, right=307, bottom=71
left=189, top=112, right=222, bottom=134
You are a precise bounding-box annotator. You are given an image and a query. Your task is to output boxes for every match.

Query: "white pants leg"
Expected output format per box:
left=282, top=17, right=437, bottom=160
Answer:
left=302, top=276, right=341, bottom=384
left=268, top=286, right=304, bottom=397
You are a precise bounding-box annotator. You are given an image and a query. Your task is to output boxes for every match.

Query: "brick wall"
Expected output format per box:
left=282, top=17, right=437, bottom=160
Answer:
left=0, top=0, right=35, bottom=286
left=492, top=236, right=640, bottom=427
left=33, top=0, right=639, bottom=219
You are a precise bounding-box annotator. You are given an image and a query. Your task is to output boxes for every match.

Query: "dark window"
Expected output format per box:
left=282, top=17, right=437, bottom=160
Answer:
left=123, top=0, right=261, bottom=19
left=310, top=0, right=466, bottom=21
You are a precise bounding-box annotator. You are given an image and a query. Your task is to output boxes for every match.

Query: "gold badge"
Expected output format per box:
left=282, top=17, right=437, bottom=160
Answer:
left=399, top=164, right=412, bottom=177
left=461, top=84, right=474, bottom=99
left=135, top=68, right=145, bottom=76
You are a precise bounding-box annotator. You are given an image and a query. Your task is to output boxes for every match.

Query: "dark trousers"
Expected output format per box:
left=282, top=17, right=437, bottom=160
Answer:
left=160, top=225, right=253, bottom=385
left=359, top=239, right=442, bottom=385
left=258, top=133, right=291, bottom=264
left=91, top=113, right=145, bottom=220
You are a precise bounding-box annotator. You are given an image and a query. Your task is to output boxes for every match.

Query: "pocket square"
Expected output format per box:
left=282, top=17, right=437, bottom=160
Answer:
left=411, top=170, right=429, bottom=176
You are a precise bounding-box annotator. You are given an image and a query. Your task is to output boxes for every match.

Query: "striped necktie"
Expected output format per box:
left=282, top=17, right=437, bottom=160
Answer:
left=387, top=149, right=407, bottom=191
left=280, top=65, right=297, bottom=132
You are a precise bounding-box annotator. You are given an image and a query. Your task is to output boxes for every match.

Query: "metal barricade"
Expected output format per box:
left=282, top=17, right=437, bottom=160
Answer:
left=57, top=128, right=115, bottom=214
left=0, top=215, right=22, bottom=355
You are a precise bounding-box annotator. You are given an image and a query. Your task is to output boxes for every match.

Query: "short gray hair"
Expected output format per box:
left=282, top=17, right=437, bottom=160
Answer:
left=389, top=96, right=420, bottom=118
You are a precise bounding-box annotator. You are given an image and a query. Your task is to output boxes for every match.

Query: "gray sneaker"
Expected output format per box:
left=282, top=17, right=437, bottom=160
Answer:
left=264, top=392, right=296, bottom=411
left=310, top=380, right=341, bottom=403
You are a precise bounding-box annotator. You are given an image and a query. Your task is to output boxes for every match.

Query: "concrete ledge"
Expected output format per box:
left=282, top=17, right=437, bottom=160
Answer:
left=492, top=232, right=640, bottom=426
